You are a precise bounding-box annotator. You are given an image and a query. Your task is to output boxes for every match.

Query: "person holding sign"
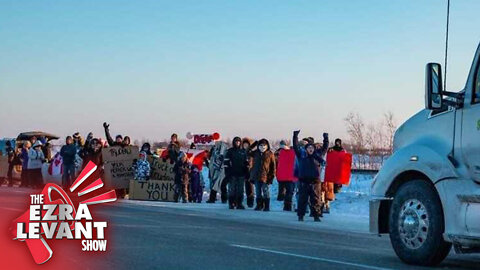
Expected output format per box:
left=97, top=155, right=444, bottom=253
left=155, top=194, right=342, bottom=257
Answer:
left=167, top=133, right=180, bottom=164
left=173, top=152, right=191, bottom=203
left=103, top=122, right=128, bottom=147
left=293, top=130, right=329, bottom=222
left=323, top=138, right=346, bottom=213
left=275, top=140, right=297, bottom=211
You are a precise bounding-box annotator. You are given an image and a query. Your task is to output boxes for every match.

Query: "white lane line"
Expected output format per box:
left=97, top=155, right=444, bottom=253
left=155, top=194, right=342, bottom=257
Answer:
left=231, top=244, right=393, bottom=270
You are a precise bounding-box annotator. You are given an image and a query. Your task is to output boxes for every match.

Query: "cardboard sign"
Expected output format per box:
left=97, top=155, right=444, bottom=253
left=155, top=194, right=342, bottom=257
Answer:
left=148, top=156, right=175, bottom=181
left=324, top=151, right=352, bottom=186
left=102, top=146, right=140, bottom=189
left=128, top=180, right=175, bottom=201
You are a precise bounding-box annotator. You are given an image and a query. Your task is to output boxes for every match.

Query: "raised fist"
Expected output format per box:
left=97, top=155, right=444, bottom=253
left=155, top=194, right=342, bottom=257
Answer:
left=103, top=122, right=109, bottom=129
left=323, top=133, right=328, bottom=139
left=293, top=130, right=301, bottom=136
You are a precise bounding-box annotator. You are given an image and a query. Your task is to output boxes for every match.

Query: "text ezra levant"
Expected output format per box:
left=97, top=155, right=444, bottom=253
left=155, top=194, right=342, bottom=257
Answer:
left=15, top=194, right=108, bottom=252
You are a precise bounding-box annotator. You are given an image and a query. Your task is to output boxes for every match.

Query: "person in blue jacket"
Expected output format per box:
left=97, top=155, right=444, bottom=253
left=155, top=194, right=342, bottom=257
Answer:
left=293, top=130, right=329, bottom=222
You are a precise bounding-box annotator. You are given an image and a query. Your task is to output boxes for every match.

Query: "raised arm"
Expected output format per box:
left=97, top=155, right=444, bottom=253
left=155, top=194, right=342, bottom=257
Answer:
left=292, top=130, right=302, bottom=158
left=103, top=122, right=115, bottom=146
left=317, top=133, right=329, bottom=156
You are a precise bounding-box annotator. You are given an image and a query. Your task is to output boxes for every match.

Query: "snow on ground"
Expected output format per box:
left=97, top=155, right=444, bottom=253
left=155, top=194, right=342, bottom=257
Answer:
left=200, top=168, right=374, bottom=218
left=123, top=170, right=375, bottom=233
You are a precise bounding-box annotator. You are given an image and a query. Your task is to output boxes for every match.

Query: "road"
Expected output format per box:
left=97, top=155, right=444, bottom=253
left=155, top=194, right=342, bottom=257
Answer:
left=2, top=187, right=480, bottom=270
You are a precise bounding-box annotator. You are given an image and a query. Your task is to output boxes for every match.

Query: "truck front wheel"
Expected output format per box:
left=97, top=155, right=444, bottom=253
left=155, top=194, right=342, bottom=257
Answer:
left=389, top=180, right=451, bottom=266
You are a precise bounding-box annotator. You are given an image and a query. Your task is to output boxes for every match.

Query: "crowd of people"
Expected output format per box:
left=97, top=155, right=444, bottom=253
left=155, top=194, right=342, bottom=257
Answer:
left=2, top=124, right=347, bottom=222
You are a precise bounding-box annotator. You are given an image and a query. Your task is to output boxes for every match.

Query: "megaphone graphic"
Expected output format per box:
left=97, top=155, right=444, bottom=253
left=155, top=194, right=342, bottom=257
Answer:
left=9, top=183, right=76, bottom=264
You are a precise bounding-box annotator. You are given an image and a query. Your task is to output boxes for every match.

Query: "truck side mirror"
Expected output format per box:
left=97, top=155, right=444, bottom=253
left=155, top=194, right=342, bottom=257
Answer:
left=425, top=63, right=443, bottom=110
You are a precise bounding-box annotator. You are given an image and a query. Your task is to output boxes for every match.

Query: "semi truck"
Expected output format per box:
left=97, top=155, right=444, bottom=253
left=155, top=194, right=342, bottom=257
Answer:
left=370, top=43, right=480, bottom=265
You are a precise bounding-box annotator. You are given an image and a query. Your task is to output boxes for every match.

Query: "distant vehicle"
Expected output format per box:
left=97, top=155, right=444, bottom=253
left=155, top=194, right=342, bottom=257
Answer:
left=0, top=131, right=60, bottom=184
left=370, top=43, right=480, bottom=265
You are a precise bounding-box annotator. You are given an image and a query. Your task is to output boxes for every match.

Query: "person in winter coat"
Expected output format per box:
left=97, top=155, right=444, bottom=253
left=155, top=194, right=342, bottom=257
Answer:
left=225, top=137, right=249, bottom=209
left=167, top=133, right=180, bottom=164
left=293, top=130, right=329, bottom=222
left=190, top=164, right=203, bottom=203
left=103, top=122, right=125, bottom=147
left=5, top=141, right=15, bottom=187
left=19, top=141, right=31, bottom=187
left=133, top=151, right=150, bottom=181
left=275, top=140, right=297, bottom=211
left=28, top=141, right=45, bottom=188
left=81, top=138, right=102, bottom=167
left=60, top=136, right=77, bottom=188
left=242, top=137, right=255, bottom=207
left=173, top=152, right=191, bottom=203
left=249, top=138, right=276, bottom=211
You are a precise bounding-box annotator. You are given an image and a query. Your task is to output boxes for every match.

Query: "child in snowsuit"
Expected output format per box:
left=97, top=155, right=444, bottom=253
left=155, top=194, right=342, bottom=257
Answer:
left=293, top=130, right=329, bottom=222
left=133, top=151, right=151, bottom=181
left=174, top=152, right=191, bottom=203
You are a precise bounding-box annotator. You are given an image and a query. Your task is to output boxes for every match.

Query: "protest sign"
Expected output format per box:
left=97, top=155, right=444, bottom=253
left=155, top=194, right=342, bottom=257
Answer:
left=148, top=156, right=175, bottom=181
left=128, top=180, right=175, bottom=201
left=102, top=146, right=139, bottom=189
left=324, top=151, right=353, bottom=186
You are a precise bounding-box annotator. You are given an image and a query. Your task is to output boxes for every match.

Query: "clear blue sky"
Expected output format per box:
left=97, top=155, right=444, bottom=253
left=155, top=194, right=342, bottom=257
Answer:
left=1, top=0, right=480, bottom=142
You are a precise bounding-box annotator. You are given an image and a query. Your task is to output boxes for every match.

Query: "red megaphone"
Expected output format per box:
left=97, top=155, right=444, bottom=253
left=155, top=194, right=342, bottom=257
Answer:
left=9, top=183, right=76, bottom=264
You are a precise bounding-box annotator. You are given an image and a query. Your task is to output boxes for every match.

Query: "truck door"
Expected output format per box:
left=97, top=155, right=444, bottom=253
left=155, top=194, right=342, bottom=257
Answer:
left=462, top=63, right=480, bottom=182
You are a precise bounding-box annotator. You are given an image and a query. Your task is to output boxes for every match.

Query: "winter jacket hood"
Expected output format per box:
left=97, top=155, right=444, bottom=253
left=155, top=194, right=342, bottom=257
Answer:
left=232, top=137, right=242, bottom=149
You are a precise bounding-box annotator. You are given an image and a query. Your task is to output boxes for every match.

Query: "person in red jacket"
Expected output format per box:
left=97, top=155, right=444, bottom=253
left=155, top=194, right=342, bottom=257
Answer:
left=275, top=140, right=297, bottom=211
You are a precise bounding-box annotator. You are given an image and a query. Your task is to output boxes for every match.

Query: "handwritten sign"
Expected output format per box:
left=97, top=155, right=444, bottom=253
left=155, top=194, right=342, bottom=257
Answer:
left=102, top=146, right=139, bottom=189
left=148, top=156, right=175, bottom=181
left=128, top=180, right=175, bottom=201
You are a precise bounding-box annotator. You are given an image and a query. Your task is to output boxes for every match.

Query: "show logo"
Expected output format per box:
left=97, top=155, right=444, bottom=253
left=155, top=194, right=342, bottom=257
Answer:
left=9, top=161, right=117, bottom=264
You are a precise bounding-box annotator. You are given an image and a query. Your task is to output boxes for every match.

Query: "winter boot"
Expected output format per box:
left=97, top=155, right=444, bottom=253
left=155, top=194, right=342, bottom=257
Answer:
left=247, top=196, right=254, bottom=208
left=298, top=216, right=304, bottom=222
left=314, top=216, right=321, bottom=222
left=236, top=196, right=245, bottom=210
left=263, top=198, right=270, bottom=212
left=283, top=201, right=292, bottom=211
left=206, top=190, right=217, bottom=203
left=228, top=197, right=236, bottom=209
left=254, top=198, right=264, bottom=211
left=324, top=206, right=330, bottom=214
left=221, top=192, right=228, bottom=204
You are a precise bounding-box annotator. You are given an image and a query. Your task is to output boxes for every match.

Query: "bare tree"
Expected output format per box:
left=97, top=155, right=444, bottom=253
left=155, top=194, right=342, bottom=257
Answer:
left=383, top=111, right=397, bottom=155
left=344, top=112, right=367, bottom=169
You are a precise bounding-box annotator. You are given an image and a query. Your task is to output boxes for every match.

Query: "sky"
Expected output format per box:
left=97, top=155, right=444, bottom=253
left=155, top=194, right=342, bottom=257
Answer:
left=1, top=0, right=480, bottom=143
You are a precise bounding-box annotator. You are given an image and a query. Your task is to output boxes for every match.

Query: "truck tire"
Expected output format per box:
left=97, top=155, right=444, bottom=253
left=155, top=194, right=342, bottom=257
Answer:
left=389, top=180, right=451, bottom=266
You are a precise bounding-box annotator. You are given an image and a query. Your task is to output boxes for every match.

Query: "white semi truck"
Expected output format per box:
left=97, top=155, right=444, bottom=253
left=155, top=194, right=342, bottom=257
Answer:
left=370, top=43, right=480, bottom=265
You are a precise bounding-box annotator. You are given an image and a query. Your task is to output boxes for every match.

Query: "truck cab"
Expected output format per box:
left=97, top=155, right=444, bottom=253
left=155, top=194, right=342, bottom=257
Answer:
left=370, top=42, right=480, bottom=266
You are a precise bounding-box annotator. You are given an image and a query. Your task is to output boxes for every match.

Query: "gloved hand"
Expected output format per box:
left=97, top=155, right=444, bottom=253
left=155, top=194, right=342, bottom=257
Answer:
left=323, top=133, right=328, bottom=139
left=293, top=130, right=301, bottom=136
left=103, top=122, right=109, bottom=129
